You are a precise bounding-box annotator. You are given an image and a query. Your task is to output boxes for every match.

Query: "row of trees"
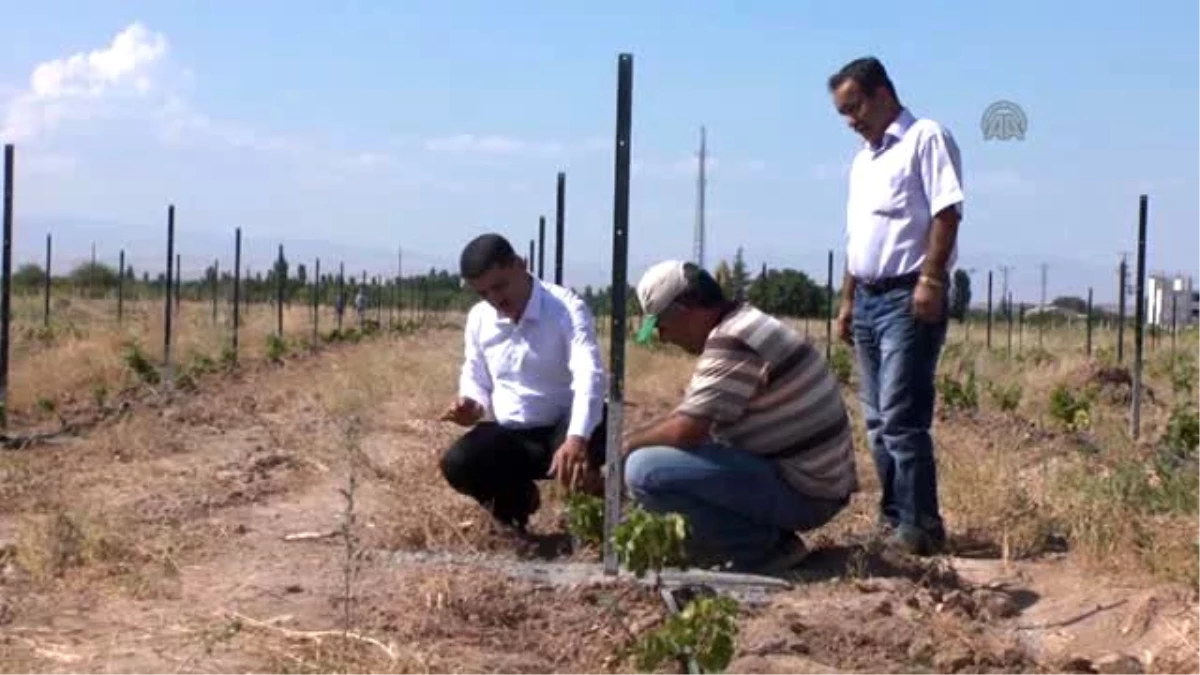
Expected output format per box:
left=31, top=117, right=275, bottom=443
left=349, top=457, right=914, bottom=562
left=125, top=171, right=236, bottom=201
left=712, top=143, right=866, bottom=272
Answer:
left=9, top=259, right=479, bottom=309
left=10, top=251, right=1114, bottom=324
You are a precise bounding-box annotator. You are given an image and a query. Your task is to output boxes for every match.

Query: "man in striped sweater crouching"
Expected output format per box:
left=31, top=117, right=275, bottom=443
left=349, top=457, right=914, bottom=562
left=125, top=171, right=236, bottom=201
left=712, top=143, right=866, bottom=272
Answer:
left=623, top=260, right=858, bottom=575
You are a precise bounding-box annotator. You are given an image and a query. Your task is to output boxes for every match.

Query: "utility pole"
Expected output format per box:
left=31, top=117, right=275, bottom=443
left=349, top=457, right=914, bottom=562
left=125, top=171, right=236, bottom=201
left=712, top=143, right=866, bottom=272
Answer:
left=693, top=125, right=707, bottom=271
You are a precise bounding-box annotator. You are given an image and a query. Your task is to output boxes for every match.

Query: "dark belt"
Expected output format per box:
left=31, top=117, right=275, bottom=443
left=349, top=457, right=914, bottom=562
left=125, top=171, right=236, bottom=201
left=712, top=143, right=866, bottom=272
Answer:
left=857, top=271, right=920, bottom=294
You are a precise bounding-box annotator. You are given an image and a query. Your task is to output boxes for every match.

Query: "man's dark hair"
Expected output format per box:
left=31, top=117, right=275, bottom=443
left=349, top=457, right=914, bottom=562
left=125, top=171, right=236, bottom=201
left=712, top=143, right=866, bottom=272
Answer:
left=673, top=263, right=729, bottom=310
left=828, top=56, right=898, bottom=100
left=460, top=233, right=520, bottom=280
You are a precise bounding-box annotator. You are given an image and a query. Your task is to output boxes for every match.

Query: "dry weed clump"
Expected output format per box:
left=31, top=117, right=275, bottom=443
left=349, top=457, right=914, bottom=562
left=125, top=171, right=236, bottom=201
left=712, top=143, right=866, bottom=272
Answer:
left=12, top=507, right=181, bottom=598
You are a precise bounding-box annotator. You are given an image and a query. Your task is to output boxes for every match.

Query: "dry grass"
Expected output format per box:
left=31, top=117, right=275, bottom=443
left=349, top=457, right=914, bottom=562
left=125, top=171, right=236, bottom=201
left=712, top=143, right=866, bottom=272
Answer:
left=0, top=300, right=1194, bottom=672
left=3, top=292, right=463, bottom=421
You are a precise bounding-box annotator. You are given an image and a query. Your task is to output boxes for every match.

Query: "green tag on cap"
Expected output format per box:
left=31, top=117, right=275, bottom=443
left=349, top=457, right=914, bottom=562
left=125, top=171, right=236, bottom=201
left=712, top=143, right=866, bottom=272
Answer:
left=634, top=314, right=658, bottom=344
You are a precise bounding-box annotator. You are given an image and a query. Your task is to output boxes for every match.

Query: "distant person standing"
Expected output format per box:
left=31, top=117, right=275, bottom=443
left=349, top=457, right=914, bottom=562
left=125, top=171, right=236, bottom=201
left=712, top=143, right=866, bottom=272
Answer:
left=828, top=56, right=965, bottom=555
left=334, top=291, right=346, bottom=327
left=354, top=286, right=367, bottom=326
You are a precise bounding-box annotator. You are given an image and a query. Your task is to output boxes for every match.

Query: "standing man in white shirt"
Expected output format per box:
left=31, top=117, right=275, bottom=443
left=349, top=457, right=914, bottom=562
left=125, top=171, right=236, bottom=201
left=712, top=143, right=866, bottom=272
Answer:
left=438, top=233, right=608, bottom=534
left=828, top=57, right=964, bottom=556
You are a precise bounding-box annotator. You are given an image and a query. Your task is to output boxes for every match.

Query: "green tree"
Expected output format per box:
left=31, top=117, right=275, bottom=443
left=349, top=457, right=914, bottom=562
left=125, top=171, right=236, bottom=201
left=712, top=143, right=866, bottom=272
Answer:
left=1051, top=295, right=1088, bottom=314
left=713, top=260, right=732, bottom=298
left=69, top=261, right=120, bottom=294
left=13, top=263, right=45, bottom=289
left=730, top=247, right=750, bottom=302
left=747, top=267, right=825, bottom=317
left=949, top=269, right=972, bottom=321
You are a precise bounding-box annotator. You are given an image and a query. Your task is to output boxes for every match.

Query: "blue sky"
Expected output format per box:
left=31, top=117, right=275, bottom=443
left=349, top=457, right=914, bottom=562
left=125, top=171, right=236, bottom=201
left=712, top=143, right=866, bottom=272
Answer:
left=0, top=0, right=1196, bottom=305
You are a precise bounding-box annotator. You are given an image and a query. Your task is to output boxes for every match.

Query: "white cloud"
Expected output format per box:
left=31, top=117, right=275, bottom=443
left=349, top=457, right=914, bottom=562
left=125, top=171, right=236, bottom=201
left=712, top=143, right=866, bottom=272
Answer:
left=423, top=133, right=565, bottom=158
left=811, top=161, right=851, bottom=182
left=630, top=155, right=764, bottom=179
left=23, top=151, right=80, bottom=177
left=156, top=95, right=302, bottom=157
left=2, top=22, right=168, bottom=142
left=0, top=24, right=614, bottom=199
left=733, top=159, right=767, bottom=173
left=971, top=169, right=1035, bottom=197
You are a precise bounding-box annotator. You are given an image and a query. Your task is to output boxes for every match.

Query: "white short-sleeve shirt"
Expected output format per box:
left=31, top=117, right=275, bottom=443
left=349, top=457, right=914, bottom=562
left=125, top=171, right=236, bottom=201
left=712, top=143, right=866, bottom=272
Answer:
left=845, top=108, right=965, bottom=282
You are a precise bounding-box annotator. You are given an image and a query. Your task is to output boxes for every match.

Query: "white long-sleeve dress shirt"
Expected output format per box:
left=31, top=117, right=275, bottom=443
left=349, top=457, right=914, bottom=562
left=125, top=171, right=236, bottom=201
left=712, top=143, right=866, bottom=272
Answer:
left=458, top=278, right=607, bottom=440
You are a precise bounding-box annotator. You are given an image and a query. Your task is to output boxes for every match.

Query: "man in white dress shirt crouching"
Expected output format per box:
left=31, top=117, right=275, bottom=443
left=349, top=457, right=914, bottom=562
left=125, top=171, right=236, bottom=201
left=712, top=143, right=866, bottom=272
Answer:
left=438, top=233, right=608, bottom=533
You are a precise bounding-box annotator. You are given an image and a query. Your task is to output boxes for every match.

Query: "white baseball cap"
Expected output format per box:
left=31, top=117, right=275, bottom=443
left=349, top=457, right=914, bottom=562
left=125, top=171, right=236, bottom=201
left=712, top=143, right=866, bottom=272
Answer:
left=635, top=260, right=690, bottom=344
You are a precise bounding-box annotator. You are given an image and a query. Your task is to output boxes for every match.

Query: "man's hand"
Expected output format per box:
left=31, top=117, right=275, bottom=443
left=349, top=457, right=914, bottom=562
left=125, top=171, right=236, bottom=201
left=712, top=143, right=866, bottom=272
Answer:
left=438, top=396, right=484, bottom=427
left=912, top=278, right=945, bottom=324
left=548, top=436, right=590, bottom=489
left=836, top=302, right=854, bottom=345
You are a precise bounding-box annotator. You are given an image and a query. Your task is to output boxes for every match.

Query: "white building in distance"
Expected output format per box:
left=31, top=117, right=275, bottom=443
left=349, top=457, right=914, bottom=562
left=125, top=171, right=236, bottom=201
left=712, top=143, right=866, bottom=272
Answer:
left=1146, top=273, right=1198, bottom=328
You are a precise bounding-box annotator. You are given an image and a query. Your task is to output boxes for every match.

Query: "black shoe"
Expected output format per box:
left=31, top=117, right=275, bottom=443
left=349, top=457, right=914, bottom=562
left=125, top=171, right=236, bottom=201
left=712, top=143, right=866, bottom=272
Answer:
left=886, top=526, right=946, bottom=557
left=492, top=483, right=540, bottom=533
left=754, top=533, right=811, bottom=576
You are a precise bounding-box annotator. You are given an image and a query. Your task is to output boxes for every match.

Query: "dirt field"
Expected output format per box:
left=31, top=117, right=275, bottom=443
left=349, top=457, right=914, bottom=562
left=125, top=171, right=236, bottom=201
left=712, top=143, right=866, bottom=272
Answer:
left=0, top=302, right=1196, bottom=673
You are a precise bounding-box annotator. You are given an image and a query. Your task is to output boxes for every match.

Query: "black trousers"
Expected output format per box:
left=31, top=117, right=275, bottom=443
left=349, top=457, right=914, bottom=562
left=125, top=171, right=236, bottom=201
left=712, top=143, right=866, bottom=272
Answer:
left=440, top=406, right=608, bottom=527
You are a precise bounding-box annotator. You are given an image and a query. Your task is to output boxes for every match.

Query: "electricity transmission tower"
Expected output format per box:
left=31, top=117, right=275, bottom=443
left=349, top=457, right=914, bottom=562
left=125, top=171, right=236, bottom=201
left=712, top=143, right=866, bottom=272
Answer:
left=998, top=265, right=1014, bottom=317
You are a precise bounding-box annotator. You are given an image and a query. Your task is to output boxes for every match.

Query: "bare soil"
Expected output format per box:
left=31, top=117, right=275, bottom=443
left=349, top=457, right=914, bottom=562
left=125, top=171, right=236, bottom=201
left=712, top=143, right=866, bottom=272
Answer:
left=0, top=328, right=1195, bottom=673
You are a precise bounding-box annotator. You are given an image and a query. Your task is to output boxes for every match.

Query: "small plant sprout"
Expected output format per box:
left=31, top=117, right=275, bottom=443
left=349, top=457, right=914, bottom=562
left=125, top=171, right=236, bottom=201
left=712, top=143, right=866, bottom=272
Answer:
left=1048, top=383, right=1092, bottom=432
left=939, top=368, right=979, bottom=411
left=633, top=594, right=740, bottom=674
left=265, top=334, right=287, bottom=364
left=563, top=492, right=605, bottom=548
left=612, top=505, right=690, bottom=585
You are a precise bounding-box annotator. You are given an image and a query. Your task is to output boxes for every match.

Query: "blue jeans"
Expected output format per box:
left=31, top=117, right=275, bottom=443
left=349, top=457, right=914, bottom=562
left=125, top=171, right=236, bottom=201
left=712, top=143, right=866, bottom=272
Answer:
left=624, top=444, right=847, bottom=571
left=851, top=283, right=947, bottom=542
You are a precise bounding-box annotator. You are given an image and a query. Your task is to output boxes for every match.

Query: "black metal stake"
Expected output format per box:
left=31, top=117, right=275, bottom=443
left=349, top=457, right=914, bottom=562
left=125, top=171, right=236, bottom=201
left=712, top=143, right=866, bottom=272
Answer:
left=604, top=52, right=634, bottom=577
left=276, top=244, right=285, bottom=337
left=233, top=228, right=242, bottom=364
left=986, top=270, right=993, bottom=349
left=0, top=145, right=13, bottom=427
left=313, top=258, right=320, bottom=347
left=118, top=249, right=125, bottom=326
left=1006, top=292, right=1013, bottom=359
left=1086, top=287, right=1093, bottom=357
left=1131, top=195, right=1147, bottom=439
left=555, top=172, right=566, bottom=286
left=164, top=205, right=175, bottom=385
left=211, top=258, right=219, bottom=325
left=538, top=216, right=546, bottom=280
